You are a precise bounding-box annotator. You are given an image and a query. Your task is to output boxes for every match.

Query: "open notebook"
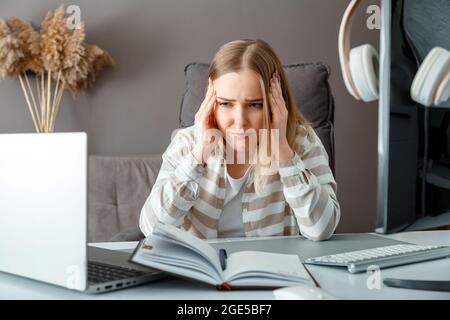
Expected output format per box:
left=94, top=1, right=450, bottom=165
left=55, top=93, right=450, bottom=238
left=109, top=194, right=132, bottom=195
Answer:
left=129, top=222, right=315, bottom=290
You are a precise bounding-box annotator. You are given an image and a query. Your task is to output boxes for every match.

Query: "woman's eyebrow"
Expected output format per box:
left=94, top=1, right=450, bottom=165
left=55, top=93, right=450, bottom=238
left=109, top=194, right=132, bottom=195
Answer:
left=216, top=97, right=263, bottom=102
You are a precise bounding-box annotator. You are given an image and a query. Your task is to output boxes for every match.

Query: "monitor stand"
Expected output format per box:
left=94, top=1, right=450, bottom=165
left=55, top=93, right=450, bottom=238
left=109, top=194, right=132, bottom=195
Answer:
left=406, top=211, right=450, bottom=231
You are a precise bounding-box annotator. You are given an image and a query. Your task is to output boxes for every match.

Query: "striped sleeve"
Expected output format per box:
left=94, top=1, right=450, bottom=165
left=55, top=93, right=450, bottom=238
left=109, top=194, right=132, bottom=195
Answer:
left=139, top=129, right=205, bottom=236
left=277, top=126, right=340, bottom=241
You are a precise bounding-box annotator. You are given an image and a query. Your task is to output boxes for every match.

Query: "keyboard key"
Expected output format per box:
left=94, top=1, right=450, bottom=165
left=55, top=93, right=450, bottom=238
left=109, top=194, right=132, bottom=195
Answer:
left=88, top=261, right=150, bottom=283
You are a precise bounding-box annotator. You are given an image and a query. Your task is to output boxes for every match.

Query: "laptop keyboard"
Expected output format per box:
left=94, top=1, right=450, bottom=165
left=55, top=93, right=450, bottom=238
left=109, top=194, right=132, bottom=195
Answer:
left=88, top=261, right=147, bottom=284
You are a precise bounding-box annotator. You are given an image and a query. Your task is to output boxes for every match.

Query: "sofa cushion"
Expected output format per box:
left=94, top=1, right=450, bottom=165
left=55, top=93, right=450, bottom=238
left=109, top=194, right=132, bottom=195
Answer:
left=88, top=155, right=162, bottom=242
left=179, top=62, right=335, bottom=173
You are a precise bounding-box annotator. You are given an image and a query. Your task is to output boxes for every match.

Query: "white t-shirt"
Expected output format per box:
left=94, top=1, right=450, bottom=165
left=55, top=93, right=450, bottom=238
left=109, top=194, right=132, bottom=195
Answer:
left=217, top=166, right=251, bottom=238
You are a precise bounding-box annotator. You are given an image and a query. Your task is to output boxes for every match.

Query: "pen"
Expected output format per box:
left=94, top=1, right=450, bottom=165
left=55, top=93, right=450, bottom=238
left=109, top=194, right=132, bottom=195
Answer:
left=219, top=248, right=227, bottom=271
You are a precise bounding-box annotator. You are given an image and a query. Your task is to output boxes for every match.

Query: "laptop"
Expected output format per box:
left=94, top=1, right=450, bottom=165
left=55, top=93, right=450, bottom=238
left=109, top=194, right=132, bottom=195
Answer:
left=0, top=132, right=163, bottom=293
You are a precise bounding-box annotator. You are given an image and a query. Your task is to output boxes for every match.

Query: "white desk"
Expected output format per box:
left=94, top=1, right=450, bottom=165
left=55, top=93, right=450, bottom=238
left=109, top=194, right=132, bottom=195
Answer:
left=1, top=231, right=450, bottom=300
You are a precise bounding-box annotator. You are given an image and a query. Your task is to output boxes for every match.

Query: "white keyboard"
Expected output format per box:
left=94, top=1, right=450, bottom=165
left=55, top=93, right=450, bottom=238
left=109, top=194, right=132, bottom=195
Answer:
left=304, top=244, right=450, bottom=273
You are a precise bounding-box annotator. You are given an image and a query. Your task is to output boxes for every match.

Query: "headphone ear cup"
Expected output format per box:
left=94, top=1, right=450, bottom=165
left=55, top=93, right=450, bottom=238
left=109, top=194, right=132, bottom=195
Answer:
left=411, top=47, right=450, bottom=107
left=349, top=44, right=379, bottom=102
left=435, top=71, right=450, bottom=106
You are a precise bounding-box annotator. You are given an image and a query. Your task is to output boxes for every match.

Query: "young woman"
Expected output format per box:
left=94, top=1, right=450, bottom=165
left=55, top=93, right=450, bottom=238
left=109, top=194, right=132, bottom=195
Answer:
left=140, top=39, right=340, bottom=240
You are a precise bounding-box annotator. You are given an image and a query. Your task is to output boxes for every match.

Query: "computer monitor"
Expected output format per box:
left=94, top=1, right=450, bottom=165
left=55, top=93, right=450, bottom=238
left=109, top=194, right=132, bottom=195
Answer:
left=376, top=0, right=450, bottom=234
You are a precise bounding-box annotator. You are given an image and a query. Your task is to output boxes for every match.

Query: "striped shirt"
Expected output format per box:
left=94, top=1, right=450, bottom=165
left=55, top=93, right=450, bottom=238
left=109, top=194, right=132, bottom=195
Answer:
left=139, top=123, right=340, bottom=241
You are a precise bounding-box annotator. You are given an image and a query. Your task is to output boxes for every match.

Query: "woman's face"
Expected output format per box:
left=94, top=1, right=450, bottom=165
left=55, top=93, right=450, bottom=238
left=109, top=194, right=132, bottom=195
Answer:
left=213, top=70, right=265, bottom=158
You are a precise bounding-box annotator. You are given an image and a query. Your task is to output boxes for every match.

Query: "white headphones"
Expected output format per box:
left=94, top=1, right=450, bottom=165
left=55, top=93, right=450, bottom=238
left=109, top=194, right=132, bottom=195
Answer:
left=339, top=0, right=450, bottom=106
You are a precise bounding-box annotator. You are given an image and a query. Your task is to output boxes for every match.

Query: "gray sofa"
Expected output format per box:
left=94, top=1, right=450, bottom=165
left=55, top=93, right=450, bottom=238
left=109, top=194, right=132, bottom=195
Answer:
left=88, top=62, right=336, bottom=242
left=88, top=155, right=163, bottom=242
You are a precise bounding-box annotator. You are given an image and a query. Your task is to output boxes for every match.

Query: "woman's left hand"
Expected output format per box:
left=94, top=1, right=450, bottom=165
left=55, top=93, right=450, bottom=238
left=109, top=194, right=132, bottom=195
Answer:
left=268, top=72, right=294, bottom=160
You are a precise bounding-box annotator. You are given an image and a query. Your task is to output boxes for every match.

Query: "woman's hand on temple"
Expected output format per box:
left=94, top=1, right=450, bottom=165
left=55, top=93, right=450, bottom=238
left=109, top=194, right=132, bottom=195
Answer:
left=192, top=77, right=217, bottom=166
left=269, top=72, right=294, bottom=161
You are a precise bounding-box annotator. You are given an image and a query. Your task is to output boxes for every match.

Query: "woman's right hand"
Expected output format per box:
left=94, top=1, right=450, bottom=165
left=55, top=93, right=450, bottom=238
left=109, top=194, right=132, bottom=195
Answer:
left=192, top=77, right=217, bottom=166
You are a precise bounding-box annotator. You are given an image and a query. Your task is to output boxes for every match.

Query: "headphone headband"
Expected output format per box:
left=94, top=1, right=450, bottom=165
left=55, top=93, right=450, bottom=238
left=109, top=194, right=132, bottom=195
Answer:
left=339, top=0, right=363, bottom=100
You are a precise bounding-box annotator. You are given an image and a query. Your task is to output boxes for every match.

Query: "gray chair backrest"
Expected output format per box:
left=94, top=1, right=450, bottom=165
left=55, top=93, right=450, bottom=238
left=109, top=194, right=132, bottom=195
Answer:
left=179, top=62, right=336, bottom=174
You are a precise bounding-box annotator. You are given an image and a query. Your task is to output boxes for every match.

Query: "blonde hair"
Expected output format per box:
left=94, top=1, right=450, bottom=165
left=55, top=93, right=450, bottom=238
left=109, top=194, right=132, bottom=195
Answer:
left=208, top=39, right=311, bottom=195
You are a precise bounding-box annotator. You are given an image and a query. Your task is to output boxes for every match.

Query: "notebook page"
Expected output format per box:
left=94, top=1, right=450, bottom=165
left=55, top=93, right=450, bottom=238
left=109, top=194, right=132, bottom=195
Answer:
left=154, top=222, right=222, bottom=274
left=134, top=236, right=221, bottom=284
left=224, top=251, right=313, bottom=284
left=149, top=235, right=222, bottom=281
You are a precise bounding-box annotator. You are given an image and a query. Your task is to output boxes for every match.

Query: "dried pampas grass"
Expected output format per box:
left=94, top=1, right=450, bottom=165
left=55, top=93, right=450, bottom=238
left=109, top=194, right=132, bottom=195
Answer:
left=0, top=4, right=114, bottom=133
left=63, top=21, right=85, bottom=69
left=63, top=44, right=114, bottom=93
left=0, top=19, right=24, bottom=77
left=77, top=44, right=114, bottom=90
left=7, top=17, right=42, bottom=73
left=40, top=5, right=70, bottom=71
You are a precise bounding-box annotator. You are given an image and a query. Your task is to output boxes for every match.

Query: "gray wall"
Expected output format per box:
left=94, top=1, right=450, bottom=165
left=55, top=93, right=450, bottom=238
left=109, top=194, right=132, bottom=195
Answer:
left=0, top=0, right=380, bottom=233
